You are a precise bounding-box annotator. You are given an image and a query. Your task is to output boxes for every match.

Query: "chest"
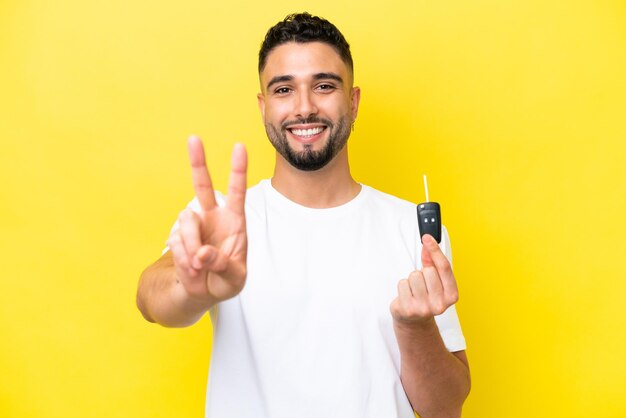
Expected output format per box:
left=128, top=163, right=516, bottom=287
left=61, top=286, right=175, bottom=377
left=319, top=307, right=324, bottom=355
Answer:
left=242, top=209, right=417, bottom=321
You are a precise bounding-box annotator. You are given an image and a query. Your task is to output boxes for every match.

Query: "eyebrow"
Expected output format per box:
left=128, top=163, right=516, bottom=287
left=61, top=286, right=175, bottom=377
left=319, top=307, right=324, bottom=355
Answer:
left=266, top=72, right=344, bottom=91
left=313, top=72, right=344, bottom=84
left=266, top=75, right=294, bottom=91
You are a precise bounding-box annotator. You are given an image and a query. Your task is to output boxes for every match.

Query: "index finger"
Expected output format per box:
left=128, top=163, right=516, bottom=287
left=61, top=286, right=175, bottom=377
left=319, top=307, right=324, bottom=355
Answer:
left=187, top=135, right=217, bottom=212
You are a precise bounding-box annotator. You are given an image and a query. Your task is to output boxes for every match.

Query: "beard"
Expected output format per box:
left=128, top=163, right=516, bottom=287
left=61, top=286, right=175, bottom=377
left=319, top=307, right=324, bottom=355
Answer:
left=264, top=115, right=352, bottom=171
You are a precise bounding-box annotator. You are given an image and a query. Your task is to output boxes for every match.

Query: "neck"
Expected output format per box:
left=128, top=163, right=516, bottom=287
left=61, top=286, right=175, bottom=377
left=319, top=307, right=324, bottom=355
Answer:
left=271, top=147, right=361, bottom=208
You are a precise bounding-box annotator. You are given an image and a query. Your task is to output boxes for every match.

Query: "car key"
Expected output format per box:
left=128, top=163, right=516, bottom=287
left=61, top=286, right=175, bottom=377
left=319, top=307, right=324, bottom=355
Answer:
left=417, top=174, right=441, bottom=243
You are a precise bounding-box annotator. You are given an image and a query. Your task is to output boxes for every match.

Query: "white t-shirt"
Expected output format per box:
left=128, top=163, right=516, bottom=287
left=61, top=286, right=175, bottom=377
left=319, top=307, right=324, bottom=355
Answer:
left=173, top=180, right=466, bottom=418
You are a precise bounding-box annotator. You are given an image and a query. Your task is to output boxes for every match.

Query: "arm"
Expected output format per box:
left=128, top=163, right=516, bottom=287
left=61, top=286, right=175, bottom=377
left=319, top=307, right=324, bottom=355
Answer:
left=390, top=234, right=471, bottom=417
left=137, top=251, right=216, bottom=327
left=136, top=137, right=248, bottom=328
left=394, top=321, right=470, bottom=417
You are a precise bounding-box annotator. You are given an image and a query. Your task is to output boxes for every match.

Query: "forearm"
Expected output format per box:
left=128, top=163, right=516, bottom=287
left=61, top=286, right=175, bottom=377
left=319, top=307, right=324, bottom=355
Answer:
left=136, top=252, right=214, bottom=328
left=394, top=319, right=470, bottom=418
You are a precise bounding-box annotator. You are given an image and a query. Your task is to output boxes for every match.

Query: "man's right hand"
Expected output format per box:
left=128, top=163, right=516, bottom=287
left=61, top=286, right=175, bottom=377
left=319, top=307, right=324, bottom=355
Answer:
left=167, top=136, right=248, bottom=306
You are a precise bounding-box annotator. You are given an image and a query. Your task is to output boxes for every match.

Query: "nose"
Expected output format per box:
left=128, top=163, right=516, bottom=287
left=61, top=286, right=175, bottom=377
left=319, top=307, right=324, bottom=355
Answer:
left=294, top=90, right=318, bottom=119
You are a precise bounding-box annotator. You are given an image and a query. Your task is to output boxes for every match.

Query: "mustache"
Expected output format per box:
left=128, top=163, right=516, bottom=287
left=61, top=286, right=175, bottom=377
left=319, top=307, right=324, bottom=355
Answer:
left=281, top=116, right=333, bottom=130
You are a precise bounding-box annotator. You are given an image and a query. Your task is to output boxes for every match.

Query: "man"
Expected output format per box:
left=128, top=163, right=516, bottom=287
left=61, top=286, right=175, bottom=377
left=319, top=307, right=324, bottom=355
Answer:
left=137, top=12, right=470, bottom=418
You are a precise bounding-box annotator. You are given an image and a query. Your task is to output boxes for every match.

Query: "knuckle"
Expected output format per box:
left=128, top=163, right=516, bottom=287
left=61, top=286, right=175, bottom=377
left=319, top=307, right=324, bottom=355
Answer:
left=447, top=291, right=460, bottom=305
left=431, top=300, right=446, bottom=316
left=408, top=270, right=422, bottom=281
left=422, top=266, right=436, bottom=276
left=178, top=209, right=192, bottom=221
left=389, top=298, right=400, bottom=315
left=440, top=261, right=452, bottom=274
left=228, top=182, right=246, bottom=194
left=168, top=233, right=182, bottom=247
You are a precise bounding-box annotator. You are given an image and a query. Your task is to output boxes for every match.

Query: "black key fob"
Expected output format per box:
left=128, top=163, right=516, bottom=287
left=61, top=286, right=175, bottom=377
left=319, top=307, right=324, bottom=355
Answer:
left=417, top=175, right=442, bottom=243
left=417, top=202, right=441, bottom=243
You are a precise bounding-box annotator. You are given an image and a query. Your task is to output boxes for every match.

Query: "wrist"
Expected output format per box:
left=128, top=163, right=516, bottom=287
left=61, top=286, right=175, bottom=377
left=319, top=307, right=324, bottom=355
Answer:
left=393, top=316, right=439, bottom=338
left=172, top=279, right=216, bottom=313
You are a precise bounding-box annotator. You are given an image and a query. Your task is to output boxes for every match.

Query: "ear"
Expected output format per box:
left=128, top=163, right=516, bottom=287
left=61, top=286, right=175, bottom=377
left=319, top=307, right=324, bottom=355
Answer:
left=257, top=92, right=266, bottom=119
left=350, top=86, right=361, bottom=121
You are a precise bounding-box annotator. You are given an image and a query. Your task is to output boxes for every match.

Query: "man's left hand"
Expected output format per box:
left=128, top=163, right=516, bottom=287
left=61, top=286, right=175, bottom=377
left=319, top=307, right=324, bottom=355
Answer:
left=390, top=234, right=459, bottom=325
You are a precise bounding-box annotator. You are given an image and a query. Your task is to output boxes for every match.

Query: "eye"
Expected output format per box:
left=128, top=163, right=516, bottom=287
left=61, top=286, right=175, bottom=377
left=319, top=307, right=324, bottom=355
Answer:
left=316, top=83, right=336, bottom=92
left=274, top=87, right=292, bottom=95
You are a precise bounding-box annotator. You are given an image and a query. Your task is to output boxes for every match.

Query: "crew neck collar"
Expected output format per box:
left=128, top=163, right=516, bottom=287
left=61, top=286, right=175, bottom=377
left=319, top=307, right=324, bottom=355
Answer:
left=261, top=179, right=369, bottom=217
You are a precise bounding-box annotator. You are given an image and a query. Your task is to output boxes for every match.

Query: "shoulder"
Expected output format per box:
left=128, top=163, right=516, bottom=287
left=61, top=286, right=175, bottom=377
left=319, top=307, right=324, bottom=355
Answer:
left=363, top=185, right=453, bottom=259
left=362, top=185, right=417, bottom=215
left=360, top=185, right=419, bottom=240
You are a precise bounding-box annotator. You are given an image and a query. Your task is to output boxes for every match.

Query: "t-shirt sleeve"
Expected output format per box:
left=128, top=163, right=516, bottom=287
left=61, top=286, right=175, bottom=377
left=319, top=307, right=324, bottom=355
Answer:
left=161, top=191, right=227, bottom=254
left=432, top=225, right=467, bottom=352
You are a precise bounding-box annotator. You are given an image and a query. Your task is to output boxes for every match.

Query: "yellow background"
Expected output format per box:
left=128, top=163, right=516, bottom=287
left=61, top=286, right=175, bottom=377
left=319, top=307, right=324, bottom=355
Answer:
left=1, top=0, right=625, bottom=416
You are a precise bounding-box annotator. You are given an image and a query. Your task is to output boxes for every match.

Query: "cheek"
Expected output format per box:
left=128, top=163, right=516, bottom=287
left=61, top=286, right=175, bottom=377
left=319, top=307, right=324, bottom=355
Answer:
left=264, top=102, right=291, bottom=122
left=321, top=95, right=351, bottom=115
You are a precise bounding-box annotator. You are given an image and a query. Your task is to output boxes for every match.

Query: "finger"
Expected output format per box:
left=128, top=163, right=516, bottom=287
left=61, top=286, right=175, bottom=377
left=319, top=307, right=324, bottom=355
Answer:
left=178, top=209, right=204, bottom=270
left=168, top=232, right=198, bottom=278
left=397, top=278, right=412, bottom=302
left=225, top=143, right=247, bottom=215
left=422, top=266, right=446, bottom=315
left=394, top=279, right=413, bottom=314
left=195, top=244, right=246, bottom=282
left=394, top=277, right=429, bottom=321
left=188, top=135, right=217, bottom=212
left=407, top=270, right=428, bottom=301
left=422, top=234, right=459, bottom=304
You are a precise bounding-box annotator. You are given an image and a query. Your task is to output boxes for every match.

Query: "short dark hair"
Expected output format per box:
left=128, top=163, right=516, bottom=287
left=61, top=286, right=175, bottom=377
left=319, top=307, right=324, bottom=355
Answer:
left=258, top=12, right=353, bottom=75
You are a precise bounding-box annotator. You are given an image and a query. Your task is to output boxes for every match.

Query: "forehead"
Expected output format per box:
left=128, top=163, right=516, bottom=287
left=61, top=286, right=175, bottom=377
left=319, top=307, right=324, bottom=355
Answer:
left=260, top=41, right=350, bottom=85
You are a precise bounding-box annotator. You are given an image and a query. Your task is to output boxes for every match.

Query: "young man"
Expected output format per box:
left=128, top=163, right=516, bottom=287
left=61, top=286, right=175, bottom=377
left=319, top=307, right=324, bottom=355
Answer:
left=137, top=13, right=470, bottom=418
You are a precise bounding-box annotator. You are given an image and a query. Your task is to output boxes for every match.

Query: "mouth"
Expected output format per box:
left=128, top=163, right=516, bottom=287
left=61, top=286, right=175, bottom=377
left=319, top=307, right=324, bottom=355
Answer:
left=286, top=125, right=327, bottom=143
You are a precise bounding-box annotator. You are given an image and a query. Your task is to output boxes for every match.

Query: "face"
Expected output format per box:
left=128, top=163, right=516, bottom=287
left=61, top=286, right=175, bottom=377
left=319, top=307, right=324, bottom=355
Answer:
left=258, top=42, right=360, bottom=171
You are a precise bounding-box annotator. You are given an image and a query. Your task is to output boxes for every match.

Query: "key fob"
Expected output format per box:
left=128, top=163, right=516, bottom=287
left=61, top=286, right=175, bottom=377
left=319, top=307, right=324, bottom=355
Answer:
left=417, top=202, right=441, bottom=243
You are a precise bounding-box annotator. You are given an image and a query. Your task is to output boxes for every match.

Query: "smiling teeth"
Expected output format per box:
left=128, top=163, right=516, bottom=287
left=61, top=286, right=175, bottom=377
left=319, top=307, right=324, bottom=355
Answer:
left=291, top=127, right=324, bottom=136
